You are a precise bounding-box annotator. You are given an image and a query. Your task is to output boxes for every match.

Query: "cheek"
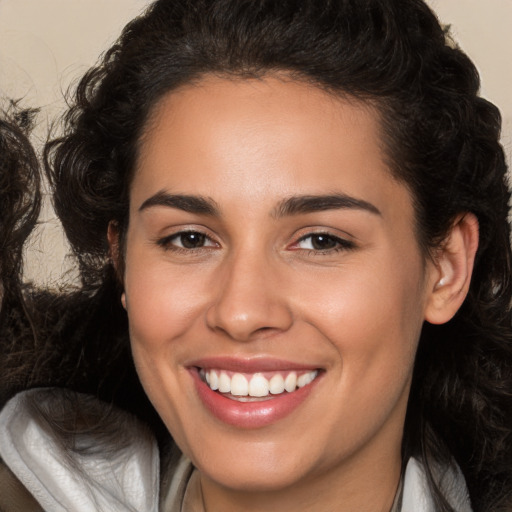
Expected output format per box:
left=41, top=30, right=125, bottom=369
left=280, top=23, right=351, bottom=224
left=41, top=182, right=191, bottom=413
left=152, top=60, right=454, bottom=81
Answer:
left=123, top=245, right=209, bottom=350
left=299, top=259, right=425, bottom=337
left=295, top=254, right=426, bottom=381
left=123, top=247, right=203, bottom=427
left=305, top=268, right=423, bottom=432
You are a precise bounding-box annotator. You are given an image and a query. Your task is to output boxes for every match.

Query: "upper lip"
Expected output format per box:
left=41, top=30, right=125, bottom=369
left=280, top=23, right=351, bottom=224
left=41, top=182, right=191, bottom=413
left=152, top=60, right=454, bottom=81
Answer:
left=187, top=356, right=321, bottom=373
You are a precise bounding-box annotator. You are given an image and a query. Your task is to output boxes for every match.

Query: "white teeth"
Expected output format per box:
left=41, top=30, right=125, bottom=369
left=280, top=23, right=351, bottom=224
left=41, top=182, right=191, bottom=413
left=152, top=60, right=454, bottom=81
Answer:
left=269, top=374, right=285, bottom=394
left=202, top=369, right=318, bottom=397
left=297, top=373, right=309, bottom=388
left=218, top=372, right=231, bottom=393
left=284, top=372, right=297, bottom=392
left=209, top=370, right=219, bottom=391
left=248, top=373, right=269, bottom=397
left=297, top=371, right=318, bottom=388
left=231, top=373, right=249, bottom=396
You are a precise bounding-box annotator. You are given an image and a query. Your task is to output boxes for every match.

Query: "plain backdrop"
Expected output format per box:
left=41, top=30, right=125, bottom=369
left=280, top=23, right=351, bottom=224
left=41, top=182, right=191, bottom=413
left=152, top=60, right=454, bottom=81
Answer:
left=0, top=0, right=511, bottom=284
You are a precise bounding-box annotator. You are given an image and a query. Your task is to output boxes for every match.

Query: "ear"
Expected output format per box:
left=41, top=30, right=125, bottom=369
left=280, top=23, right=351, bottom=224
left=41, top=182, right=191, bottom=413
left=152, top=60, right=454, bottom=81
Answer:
left=107, top=221, right=127, bottom=310
left=424, top=213, right=479, bottom=325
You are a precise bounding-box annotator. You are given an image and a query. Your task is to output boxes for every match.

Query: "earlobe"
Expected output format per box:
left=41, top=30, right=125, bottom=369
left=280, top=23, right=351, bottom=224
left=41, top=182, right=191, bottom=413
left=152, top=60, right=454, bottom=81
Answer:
left=424, top=213, right=479, bottom=325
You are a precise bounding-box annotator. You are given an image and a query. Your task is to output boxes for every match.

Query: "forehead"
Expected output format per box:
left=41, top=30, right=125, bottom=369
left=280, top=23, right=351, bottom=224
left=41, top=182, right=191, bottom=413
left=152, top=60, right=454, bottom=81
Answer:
left=141, top=76, right=382, bottom=154
left=132, top=76, right=410, bottom=222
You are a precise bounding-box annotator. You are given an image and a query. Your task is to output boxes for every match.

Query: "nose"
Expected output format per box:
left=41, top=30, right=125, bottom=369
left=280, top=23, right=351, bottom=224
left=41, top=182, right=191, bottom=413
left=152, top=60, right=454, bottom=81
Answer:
left=206, top=250, right=293, bottom=342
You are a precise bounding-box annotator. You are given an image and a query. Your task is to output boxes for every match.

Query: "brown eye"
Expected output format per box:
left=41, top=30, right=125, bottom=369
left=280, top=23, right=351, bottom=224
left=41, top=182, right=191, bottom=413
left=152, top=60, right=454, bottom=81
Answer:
left=157, top=230, right=217, bottom=250
left=295, top=233, right=356, bottom=252
left=310, top=234, right=338, bottom=250
left=179, top=232, right=206, bottom=248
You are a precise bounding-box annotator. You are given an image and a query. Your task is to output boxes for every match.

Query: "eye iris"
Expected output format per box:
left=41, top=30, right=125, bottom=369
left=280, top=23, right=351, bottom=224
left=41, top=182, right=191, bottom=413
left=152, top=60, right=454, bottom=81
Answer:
left=181, top=232, right=205, bottom=248
left=311, top=234, right=337, bottom=250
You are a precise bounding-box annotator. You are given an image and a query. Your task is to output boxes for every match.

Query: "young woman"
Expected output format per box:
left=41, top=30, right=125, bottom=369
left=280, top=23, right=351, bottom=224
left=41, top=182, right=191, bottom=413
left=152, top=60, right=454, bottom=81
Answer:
left=2, top=0, right=512, bottom=510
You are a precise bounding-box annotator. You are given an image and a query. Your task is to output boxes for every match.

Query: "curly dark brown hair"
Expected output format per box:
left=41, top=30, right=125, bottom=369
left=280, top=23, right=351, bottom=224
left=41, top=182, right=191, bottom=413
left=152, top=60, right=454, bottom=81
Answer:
left=44, top=1, right=512, bottom=509
left=0, top=102, right=41, bottom=402
left=0, top=103, right=40, bottom=298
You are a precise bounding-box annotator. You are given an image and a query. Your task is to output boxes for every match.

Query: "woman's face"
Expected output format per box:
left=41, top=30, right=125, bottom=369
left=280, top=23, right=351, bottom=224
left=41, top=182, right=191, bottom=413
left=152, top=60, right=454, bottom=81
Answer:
left=122, top=76, right=440, bottom=498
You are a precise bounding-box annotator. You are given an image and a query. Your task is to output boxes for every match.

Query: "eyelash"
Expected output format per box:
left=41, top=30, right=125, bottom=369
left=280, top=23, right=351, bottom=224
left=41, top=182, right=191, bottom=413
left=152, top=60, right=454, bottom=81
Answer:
left=293, top=233, right=356, bottom=254
left=156, top=230, right=356, bottom=255
left=156, top=230, right=218, bottom=252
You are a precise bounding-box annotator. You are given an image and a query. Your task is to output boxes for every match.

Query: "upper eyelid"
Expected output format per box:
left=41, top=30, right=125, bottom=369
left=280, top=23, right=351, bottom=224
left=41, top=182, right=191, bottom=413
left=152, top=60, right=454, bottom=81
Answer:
left=155, top=227, right=219, bottom=247
left=297, top=232, right=344, bottom=241
left=167, top=229, right=213, bottom=238
left=294, top=227, right=356, bottom=243
left=294, top=233, right=354, bottom=247
left=156, top=225, right=216, bottom=238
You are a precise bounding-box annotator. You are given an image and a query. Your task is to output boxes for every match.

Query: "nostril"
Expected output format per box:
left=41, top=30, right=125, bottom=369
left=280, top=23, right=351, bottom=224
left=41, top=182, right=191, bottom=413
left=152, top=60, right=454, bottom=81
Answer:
left=206, top=315, right=291, bottom=342
left=205, top=278, right=294, bottom=341
left=254, top=326, right=280, bottom=337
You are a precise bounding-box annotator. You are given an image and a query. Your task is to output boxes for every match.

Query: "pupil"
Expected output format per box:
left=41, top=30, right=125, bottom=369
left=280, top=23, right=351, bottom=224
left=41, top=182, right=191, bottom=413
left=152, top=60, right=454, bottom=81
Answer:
left=181, top=232, right=205, bottom=248
left=312, top=234, right=336, bottom=250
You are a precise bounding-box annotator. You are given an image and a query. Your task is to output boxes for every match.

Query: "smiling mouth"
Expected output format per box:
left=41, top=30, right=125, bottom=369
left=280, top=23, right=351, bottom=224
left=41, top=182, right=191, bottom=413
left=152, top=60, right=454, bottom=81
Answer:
left=198, top=369, right=320, bottom=401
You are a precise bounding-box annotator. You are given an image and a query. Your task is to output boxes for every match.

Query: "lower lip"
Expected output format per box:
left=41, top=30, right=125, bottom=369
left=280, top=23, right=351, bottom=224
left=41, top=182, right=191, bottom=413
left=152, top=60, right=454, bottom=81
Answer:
left=190, top=369, right=320, bottom=429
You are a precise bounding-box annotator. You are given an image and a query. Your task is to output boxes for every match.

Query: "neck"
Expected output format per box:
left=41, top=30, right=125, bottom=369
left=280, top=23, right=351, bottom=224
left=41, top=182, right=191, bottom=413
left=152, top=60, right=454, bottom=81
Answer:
left=198, top=437, right=402, bottom=512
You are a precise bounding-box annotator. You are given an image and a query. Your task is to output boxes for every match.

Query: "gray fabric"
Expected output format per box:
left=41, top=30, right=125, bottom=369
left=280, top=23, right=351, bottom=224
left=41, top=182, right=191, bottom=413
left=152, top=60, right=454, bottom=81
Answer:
left=160, top=457, right=195, bottom=512
left=401, top=458, right=472, bottom=512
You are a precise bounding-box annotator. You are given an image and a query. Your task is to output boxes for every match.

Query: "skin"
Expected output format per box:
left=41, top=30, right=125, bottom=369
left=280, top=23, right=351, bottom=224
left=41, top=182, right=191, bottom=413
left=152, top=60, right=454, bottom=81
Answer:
left=114, top=76, right=477, bottom=511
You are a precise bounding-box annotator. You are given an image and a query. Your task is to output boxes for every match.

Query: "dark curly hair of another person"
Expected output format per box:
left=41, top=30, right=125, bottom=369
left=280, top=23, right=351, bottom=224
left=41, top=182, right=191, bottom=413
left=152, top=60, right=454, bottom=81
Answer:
left=45, top=1, right=512, bottom=510
left=0, top=103, right=41, bottom=404
left=0, top=103, right=40, bottom=301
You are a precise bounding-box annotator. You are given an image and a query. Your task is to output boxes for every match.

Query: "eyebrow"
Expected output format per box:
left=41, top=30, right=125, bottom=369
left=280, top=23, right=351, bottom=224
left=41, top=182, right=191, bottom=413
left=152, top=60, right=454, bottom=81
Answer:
left=139, top=191, right=219, bottom=216
left=274, top=194, right=381, bottom=218
left=138, top=191, right=381, bottom=218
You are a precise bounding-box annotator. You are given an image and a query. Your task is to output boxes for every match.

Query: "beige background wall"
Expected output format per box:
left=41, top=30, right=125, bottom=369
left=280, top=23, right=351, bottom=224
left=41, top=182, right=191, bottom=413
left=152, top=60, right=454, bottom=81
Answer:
left=0, top=0, right=511, bottom=285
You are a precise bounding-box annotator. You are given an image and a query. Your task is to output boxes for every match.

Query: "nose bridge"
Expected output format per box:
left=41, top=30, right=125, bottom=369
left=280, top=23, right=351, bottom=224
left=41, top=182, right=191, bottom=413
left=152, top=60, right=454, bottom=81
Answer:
left=206, top=243, right=292, bottom=341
